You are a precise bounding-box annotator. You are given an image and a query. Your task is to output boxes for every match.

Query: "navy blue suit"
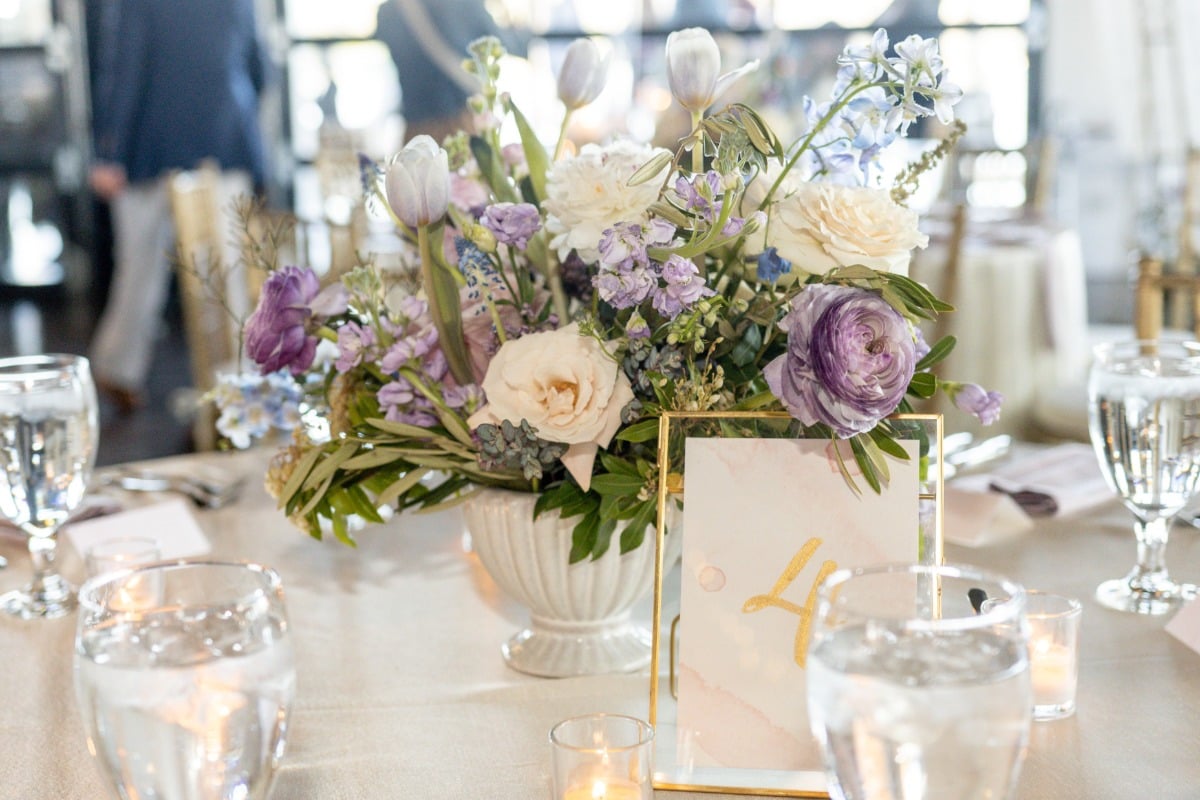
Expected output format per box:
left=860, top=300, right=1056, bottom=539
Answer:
left=88, top=0, right=269, bottom=397
left=96, top=0, right=268, bottom=188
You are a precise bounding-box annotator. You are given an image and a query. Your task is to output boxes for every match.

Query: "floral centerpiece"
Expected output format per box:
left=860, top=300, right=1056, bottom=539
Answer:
left=239, top=27, right=998, bottom=561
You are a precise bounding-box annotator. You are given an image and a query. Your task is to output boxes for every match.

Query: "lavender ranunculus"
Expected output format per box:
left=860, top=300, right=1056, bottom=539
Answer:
left=481, top=202, right=542, bottom=250
left=245, top=266, right=323, bottom=376
left=950, top=382, right=1003, bottom=426
left=763, top=284, right=916, bottom=437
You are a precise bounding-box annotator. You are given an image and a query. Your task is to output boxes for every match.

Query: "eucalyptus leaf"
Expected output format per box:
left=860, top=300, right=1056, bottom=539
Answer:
left=278, top=445, right=324, bottom=510
left=506, top=99, right=548, bottom=200
left=589, top=473, right=646, bottom=497
left=907, top=371, right=938, bottom=399
left=915, top=335, right=957, bottom=372
left=569, top=513, right=600, bottom=564
left=615, top=418, right=659, bottom=443
left=376, top=469, right=432, bottom=507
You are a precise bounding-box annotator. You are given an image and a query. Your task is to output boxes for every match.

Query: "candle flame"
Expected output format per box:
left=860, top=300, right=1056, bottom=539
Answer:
left=591, top=779, right=606, bottom=799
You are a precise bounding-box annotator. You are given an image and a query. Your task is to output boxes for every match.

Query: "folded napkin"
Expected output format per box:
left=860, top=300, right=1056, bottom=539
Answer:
left=945, top=443, right=1111, bottom=547
left=65, top=497, right=211, bottom=561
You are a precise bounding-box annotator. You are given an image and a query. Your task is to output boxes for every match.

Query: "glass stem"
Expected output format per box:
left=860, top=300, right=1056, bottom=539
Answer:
left=26, top=529, right=70, bottom=604
left=1129, top=515, right=1171, bottom=590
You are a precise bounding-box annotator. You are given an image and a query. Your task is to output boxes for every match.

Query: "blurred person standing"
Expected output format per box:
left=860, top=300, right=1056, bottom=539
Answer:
left=374, top=0, right=526, bottom=143
left=88, top=0, right=268, bottom=412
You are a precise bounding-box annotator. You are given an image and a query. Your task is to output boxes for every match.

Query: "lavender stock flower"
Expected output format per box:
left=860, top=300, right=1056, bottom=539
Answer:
left=950, top=382, right=1004, bottom=425
left=334, top=321, right=376, bottom=374
left=652, top=255, right=714, bottom=319
left=764, top=284, right=916, bottom=437
left=594, top=263, right=656, bottom=309
left=481, top=202, right=542, bottom=250
left=245, top=266, right=324, bottom=376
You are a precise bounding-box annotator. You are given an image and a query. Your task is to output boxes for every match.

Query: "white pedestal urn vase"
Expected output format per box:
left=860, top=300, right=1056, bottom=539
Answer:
left=463, top=486, right=678, bottom=678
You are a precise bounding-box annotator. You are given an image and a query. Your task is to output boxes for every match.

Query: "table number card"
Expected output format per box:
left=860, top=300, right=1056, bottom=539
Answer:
left=674, top=436, right=920, bottom=774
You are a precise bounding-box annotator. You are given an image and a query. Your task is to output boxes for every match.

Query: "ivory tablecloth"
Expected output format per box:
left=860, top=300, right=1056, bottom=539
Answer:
left=2, top=449, right=1199, bottom=799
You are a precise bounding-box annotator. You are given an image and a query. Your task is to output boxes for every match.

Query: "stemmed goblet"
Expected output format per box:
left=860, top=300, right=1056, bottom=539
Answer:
left=0, top=354, right=99, bottom=618
left=1088, top=340, right=1200, bottom=614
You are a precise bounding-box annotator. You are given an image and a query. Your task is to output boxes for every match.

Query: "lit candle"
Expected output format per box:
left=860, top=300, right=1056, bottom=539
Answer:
left=561, top=777, right=645, bottom=800
left=1029, top=636, right=1075, bottom=708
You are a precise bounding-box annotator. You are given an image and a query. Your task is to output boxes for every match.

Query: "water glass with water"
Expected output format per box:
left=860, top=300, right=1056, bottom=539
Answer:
left=74, top=560, right=296, bottom=800
left=806, top=562, right=1032, bottom=800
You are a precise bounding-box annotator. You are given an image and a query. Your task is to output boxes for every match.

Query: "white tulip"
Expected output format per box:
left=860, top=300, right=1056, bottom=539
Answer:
left=385, top=135, right=450, bottom=228
left=557, top=38, right=610, bottom=110
left=665, top=27, right=759, bottom=114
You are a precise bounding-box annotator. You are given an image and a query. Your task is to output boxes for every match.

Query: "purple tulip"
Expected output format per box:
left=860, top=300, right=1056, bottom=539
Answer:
left=951, top=382, right=1003, bottom=425
left=764, top=284, right=916, bottom=437
left=245, top=266, right=323, bottom=376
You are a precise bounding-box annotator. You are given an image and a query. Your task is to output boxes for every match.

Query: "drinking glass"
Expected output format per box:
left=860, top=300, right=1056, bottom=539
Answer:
left=75, top=560, right=296, bottom=800
left=0, top=353, right=99, bottom=618
left=1088, top=340, right=1200, bottom=614
left=806, top=563, right=1031, bottom=800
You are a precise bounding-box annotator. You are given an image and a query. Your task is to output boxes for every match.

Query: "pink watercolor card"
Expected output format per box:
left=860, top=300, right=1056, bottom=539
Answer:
left=674, top=436, right=920, bottom=773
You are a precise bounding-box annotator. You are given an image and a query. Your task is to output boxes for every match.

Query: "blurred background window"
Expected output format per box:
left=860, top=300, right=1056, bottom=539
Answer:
left=277, top=0, right=1038, bottom=215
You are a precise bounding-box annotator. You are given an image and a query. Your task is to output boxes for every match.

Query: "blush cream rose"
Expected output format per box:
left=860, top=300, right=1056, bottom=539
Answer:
left=467, top=324, right=634, bottom=491
left=745, top=168, right=927, bottom=276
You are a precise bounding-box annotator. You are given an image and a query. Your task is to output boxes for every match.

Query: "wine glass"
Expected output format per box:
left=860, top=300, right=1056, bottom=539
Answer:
left=0, top=354, right=99, bottom=619
left=806, top=562, right=1031, bottom=800
left=1088, top=340, right=1200, bottom=614
left=75, top=560, right=297, bottom=800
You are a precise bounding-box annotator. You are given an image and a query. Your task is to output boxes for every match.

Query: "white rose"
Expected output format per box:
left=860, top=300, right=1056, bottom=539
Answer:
left=543, top=140, right=670, bottom=262
left=467, top=324, right=634, bottom=492
left=744, top=168, right=927, bottom=276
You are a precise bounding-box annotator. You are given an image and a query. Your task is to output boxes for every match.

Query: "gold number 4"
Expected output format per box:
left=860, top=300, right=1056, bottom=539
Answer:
left=742, top=538, right=838, bottom=669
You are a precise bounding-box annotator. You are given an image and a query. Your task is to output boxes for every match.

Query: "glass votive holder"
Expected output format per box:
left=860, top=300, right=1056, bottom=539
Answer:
left=1026, top=591, right=1082, bottom=721
left=550, top=713, right=654, bottom=800
left=84, top=538, right=163, bottom=609
left=84, top=537, right=162, bottom=577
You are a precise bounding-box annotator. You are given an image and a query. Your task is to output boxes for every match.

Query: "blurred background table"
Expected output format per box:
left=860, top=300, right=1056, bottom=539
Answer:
left=1, top=448, right=1199, bottom=799
left=911, top=209, right=1091, bottom=441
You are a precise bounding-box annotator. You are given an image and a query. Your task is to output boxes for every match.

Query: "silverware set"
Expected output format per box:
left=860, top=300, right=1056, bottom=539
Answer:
left=96, top=471, right=245, bottom=510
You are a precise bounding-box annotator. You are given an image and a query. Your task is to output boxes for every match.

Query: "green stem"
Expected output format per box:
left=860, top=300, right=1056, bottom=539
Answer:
left=759, top=82, right=875, bottom=209
left=553, top=110, right=573, bottom=161
left=418, top=225, right=474, bottom=385
left=546, top=255, right=570, bottom=324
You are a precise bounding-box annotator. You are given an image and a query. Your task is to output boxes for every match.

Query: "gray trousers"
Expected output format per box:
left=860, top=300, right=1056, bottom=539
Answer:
left=89, top=172, right=252, bottom=392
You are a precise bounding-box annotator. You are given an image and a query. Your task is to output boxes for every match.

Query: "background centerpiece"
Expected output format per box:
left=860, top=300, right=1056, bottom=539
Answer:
left=236, top=27, right=994, bottom=674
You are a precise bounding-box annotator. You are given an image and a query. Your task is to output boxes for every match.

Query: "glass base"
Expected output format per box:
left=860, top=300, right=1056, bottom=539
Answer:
left=0, top=575, right=76, bottom=619
left=1095, top=577, right=1196, bottom=616
left=1033, top=700, right=1077, bottom=721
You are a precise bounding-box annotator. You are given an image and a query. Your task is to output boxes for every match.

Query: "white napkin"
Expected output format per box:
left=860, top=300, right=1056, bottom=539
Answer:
left=945, top=444, right=1111, bottom=547
left=65, top=497, right=211, bottom=560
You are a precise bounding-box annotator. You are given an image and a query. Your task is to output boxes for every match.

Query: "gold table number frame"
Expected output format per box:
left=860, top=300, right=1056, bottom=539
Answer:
left=648, top=411, right=944, bottom=796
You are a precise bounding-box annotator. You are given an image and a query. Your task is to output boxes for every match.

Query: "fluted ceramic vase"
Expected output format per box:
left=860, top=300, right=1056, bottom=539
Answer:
left=462, top=487, right=679, bottom=678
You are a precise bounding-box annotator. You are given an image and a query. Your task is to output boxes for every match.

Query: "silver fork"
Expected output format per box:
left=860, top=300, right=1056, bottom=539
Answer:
left=97, top=471, right=244, bottom=509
